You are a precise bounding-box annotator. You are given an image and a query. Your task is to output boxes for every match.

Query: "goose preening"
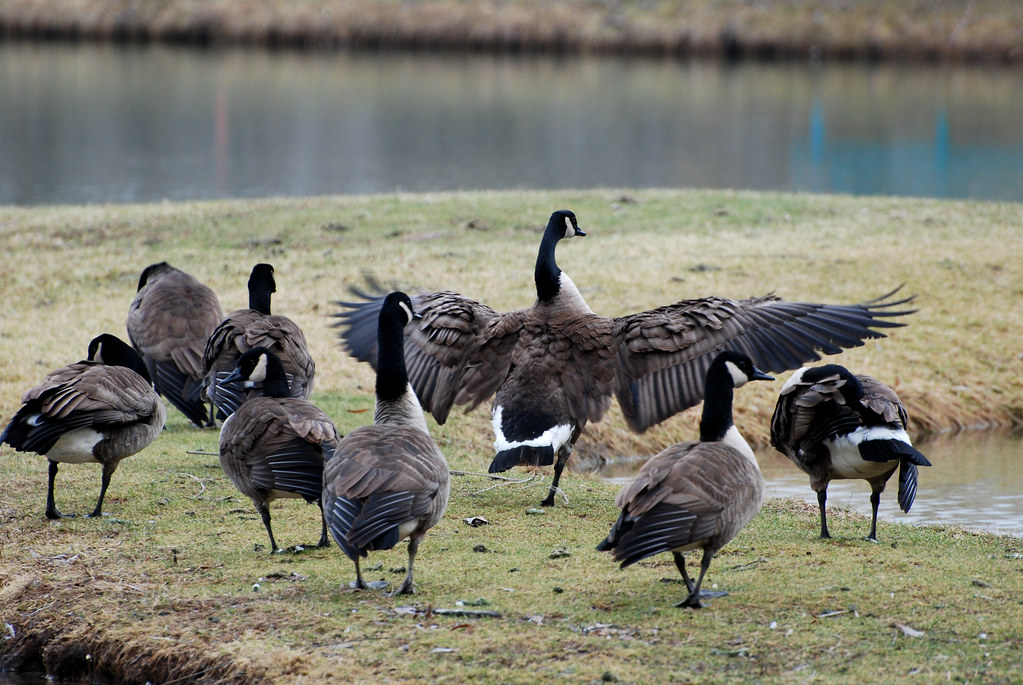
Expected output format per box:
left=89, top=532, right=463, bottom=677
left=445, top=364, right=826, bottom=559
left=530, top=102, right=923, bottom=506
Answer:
left=323, top=292, right=450, bottom=595
left=200, top=263, right=315, bottom=420
left=1, top=334, right=166, bottom=519
left=126, top=261, right=225, bottom=427
left=334, top=210, right=914, bottom=507
left=596, top=350, right=772, bottom=608
left=217, top=347, right=338, bottom=553
left=770, top=364, right=931, bottom=541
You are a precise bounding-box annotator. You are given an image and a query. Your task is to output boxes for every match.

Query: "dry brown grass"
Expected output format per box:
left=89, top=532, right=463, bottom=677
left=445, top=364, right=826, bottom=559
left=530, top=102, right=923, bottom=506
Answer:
left=1, top=189, right=1022, bottom=682
left=1, top=0, right=1022, bottom=62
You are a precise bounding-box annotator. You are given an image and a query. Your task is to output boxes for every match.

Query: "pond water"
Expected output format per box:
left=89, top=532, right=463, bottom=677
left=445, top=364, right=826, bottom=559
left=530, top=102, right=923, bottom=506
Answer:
left=602, top=430, right=1023, bottom=538
left=3, top=43, right=1023, bottom=205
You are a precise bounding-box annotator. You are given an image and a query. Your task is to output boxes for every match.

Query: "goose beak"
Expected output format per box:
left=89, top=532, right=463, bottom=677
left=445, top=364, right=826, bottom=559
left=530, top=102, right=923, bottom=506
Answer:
left=575, top=228, right=586, bottom=237
left=752, top=368, right=774, bottom=382
left=222, top=367, right=244, bottom=385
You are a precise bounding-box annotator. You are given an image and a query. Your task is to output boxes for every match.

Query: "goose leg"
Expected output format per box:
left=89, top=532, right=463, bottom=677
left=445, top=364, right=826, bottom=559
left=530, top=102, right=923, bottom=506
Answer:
left=315, top=501, right=330, bottom=548
left=87, top=462, right=117, bottom=518
left=540, top=427, right=582, bottom=507
left=673, top=551, right=694, bottom=593
left=866, top=490, right=882, bottom=542
left=352, top=557, right=367, bottom=590
left=257, top=502, right=280, bottom=553
left=676, top=550, right=717, bottom=609
left=540, top=451, right=568, bottom=507
left=350, top=557, right=390, bottom=591
left=817, top=489, right=831, bottom=539
left=391, top=537, right=419, bottom=596
left=45, top=460, right=67, bottom=520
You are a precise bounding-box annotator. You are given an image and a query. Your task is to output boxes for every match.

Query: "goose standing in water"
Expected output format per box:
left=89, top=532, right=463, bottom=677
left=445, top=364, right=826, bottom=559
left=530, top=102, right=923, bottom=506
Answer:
left=770, top=364, right=930, bottom=541
left=200, top=263, right=315, bottom=419
left=335, top=210, right=913, bottom=506
left=323, top=292, right=450, bottom=595
left=597, top=350, right=772, bottom=608
left=1, top=334, right=165, bottom=519
left=217, top=347, right=338, bottom=553
left=126, top=261, right=224, bottom=427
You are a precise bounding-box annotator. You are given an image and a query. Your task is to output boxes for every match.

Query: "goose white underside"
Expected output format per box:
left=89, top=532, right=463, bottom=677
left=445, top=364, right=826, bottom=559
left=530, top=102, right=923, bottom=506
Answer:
left=397, top=517, right=423, bottom=541
left=825, top=426, right=911, bottom=479
left=267, top=489, right=307, bottom=501
left=46, top=428, right=104, bottom=464
left=670, top=540, right=705, bottom=554
left=491, top=405, right=575, bottom=454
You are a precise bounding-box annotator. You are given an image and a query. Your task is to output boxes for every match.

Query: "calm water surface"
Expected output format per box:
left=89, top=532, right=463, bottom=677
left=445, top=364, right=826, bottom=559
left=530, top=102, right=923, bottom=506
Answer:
left=3, top=43, right=1023, bottom=204
left=603, top=430, right=1023, bottom=537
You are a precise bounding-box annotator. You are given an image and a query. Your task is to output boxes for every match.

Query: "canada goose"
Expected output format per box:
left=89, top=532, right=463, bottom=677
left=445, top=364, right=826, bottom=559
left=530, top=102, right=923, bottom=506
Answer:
left=770, top=364, right=931, bottom=541
left=597, top=350, right=772, bottom=608
left=200, top=263, right=315, bottom=419
left=1, top=334, right=166, bottom=519
left=335, top=210, right=913, bottom=506
left=217, top=347, right=338, bottom=553
left=323, top=292, right=450, bottom=595
left=126, top=261, right=225, bottom=427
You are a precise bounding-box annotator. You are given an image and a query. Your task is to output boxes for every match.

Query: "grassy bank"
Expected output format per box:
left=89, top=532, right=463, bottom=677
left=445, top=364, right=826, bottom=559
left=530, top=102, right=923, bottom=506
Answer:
left=1, top=0, right=1022, bottom=62
left=1, top=189, right=1022, bottom=682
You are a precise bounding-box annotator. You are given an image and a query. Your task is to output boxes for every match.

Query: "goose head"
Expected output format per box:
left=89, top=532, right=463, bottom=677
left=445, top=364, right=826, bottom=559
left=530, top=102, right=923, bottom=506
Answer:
left=247, top=263, right=277, bottom=314
left=222, top=347, right=290, bottom=398
left=136, top=261, right=171, bottom=292
left=535, top=210, right=586, bottom=304
left=700, top=350, right=773, bottom=448
left=87, top=334, right=153, bottom=384
left=715, top=350, right=775, bottom=389
left=380, top=291, right=419, bottom=329
left=783, top=363, right=863, bottom=405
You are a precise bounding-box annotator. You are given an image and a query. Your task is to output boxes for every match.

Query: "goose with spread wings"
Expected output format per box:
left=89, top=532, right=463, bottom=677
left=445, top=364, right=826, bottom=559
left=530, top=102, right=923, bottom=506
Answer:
left=334, top=210, right=914, bottom=506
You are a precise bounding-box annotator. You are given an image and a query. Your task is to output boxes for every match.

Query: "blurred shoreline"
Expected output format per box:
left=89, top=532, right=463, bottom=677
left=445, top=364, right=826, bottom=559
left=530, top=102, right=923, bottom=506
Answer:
left=1, top=0, right=1021, bottom=62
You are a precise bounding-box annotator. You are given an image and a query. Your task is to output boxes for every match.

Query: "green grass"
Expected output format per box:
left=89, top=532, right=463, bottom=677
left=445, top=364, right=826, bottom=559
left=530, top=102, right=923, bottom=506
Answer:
left=1, top=189, right=1022, bottom=682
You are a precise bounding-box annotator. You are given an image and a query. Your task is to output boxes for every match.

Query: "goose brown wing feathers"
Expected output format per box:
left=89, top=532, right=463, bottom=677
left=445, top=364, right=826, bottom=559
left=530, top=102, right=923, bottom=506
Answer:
left=5, top=363, right=163, bottom=456
left=614, top=289, right=914, bottom=433
left=219, top=397, right=337, bottom=502
left=858, top=375, right=909, bottom=427
left=202, top=310, right=315, bottom=406
left=601, top=442, right=764, bottom=567
left=126, top=267, right=224, bottom=382
left=323, top=426, right=449, bottom=557
left=335, top=288, right=517, bottom=424
left=770, top=369, right=861, bottom=466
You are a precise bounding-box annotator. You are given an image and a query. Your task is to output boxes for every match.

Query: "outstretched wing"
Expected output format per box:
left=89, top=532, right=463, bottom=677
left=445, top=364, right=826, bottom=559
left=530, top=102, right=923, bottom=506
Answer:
left=614, top=288, right=914, bottom=432
left=334, top=284, right=522, bottom=424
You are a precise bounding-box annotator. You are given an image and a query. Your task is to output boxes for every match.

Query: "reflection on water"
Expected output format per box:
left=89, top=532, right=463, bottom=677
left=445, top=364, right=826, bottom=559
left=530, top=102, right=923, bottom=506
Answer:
left=603, top=430, right=1023, bottom=537
left=2, top=43, right=1023, bottom=205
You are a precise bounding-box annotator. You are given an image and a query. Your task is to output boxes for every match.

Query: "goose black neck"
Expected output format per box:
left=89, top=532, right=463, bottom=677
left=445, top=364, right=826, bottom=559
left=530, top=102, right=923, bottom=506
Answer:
left=89, top=335, right=153, bottom=385
left=376, top=313, right=410, bottom=404
left=137, top=262, right=168, bottom=292
left=534, top=230, right=562, bottom=303
left=247, top=266, right=276, bottom=315
left=260, top=354, right=292, bottom=398
left=699, top=363, right=735, bottom=443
